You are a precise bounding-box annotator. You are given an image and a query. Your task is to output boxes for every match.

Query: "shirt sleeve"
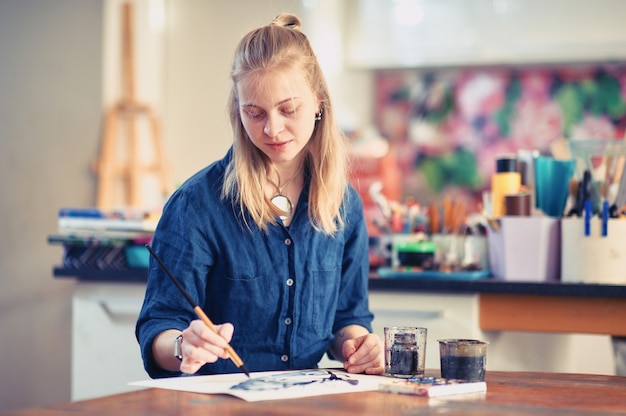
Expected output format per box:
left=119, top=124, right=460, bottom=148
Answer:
left=135, top=185, right=214, bottom=378
left=332, top=185, right=374, bottom=335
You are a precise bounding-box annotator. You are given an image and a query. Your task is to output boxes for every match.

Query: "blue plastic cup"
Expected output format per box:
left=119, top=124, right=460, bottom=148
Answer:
left=534, top=156, right=576, bottom=217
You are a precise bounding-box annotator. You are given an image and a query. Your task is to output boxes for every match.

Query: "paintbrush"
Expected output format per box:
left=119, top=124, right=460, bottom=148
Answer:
left=145, top=244, right=251, bottom=378
left=478, top=204, right=500, bottom=232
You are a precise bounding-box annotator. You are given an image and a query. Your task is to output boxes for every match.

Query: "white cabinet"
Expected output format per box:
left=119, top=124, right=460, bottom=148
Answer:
left=481, top=330, right=614, bottom=375
left=71, top=282, right=148, bottom=401
left=70, top=283, right=615, bottom=401
left=369, top=291, right=480, bottom=370
left=346, top=0, right=626, bottom=68
left=366, top=290, right=615, bottom=375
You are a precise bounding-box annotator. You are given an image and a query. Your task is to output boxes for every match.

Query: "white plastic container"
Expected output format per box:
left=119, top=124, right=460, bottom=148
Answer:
left=487, top=217, right=561, bottom=282
left=561, top=217, right=626, bottom=284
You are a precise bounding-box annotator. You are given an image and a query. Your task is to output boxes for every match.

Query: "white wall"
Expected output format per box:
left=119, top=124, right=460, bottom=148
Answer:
left=162, top=0, right=374, bottom=184
left=100, top=0, right=374, bottom=192
left=0, top=0, right=103, bottom=412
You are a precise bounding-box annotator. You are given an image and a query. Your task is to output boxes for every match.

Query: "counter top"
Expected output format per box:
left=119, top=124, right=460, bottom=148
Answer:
left=53, top=267, right=147, bottom=283
left=53, top=267, right=626, bottom=298
left=369, top=274, right=626, bottom=298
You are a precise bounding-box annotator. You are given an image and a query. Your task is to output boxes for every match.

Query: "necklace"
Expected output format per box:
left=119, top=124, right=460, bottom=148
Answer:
left=270, top=167, right=302, bottom=221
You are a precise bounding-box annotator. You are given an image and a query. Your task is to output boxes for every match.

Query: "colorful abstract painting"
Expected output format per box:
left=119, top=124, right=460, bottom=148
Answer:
left=365, top=64, right=626, bottom=210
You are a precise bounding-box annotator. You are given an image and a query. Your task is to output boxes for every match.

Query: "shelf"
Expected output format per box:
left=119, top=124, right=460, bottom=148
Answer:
left=53, top=267, right=147, bottom=283
left=54, top=266, right=626, bottom=298
left=369, top=275, right=626, bottom=298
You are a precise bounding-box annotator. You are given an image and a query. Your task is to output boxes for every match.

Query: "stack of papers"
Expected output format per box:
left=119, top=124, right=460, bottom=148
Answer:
left=50, top=207, right=159, bottom=270
left=57, top=207, right=158, bottom=238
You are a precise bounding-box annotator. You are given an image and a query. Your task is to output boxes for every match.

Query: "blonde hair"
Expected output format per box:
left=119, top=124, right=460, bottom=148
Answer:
left=222, top=13, right=349, bottom=235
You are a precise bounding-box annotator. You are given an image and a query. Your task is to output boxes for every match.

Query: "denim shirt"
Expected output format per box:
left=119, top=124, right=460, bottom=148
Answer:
left=136, top=149, right=373, bottom=378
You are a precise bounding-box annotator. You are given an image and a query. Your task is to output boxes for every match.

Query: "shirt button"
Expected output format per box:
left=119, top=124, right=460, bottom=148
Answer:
left=284, top=239, right=292, bottom=246
left=284, top=317, right=292, bottom=325
left=286, top=278, right=294, bottom=286
left=281, top=355, right=289, bottom=362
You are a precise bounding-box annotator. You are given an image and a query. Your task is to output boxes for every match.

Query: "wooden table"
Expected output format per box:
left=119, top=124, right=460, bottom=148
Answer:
left=5, top=370, right=626, bottom=416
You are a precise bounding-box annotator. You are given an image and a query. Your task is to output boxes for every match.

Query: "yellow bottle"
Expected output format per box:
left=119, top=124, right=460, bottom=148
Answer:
left=491, top=156, right=521, bottom=218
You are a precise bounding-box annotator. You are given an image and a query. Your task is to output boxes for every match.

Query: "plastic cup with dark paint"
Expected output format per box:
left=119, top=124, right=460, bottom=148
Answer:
left=438, top=339, right=488, bottom=381
left=384, top=327, right=427, bottom=378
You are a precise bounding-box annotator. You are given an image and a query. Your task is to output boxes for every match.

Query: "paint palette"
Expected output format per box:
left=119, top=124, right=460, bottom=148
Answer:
left=379, top=376, right=487, bottom=397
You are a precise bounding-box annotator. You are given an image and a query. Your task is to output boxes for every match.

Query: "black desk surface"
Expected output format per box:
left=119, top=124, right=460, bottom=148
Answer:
left=53, top=267, right=626, bottom=298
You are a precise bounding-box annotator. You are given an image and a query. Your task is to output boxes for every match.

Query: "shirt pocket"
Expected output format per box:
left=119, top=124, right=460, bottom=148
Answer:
left=305, top=235, right=343, bottom=333
left=208, top=271, right=276, bottom=343
left=309, top=266, right=341, bottom=333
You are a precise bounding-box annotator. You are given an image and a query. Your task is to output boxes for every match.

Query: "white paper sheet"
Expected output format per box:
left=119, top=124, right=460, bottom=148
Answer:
left=129, top=368, right=390, bottom=402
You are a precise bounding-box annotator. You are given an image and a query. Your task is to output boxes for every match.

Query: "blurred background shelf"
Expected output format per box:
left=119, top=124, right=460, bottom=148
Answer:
left=53, top=267, right=147, bottom=283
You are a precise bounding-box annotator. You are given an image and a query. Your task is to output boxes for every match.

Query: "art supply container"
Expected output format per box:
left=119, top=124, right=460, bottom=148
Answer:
left=393, top=240, right=436, bottom=269
left=431, top=234, right=489, bottom=271
left=568, top=139, right=626, bottom=215
left=487, top=216, right=560, bottom=281
left=384, top=327, right=427, bottom=378
left=491, top=156, right=521, bottom=218
left=517, top=149, right=539, bottom=210
left=391, top=234, right=434, bottom=269
left=438, top=339, right=488, bottom=382
left=534, top=155, right=576, bottom=217
left=561, top=218, right=626, bottom=284
left=505, top=193, right=531, bottom=216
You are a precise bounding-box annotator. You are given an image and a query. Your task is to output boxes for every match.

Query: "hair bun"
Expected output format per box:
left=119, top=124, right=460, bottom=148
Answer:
left=271, top=13, right=302, bottom=30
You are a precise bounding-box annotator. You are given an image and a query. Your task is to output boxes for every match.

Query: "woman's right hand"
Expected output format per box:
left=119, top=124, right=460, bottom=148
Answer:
left=179, top=320, right=235, bottom=374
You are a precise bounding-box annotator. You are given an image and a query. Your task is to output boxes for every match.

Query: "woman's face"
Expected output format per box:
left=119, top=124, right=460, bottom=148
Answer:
left=237, top=70, right=319, bottom=166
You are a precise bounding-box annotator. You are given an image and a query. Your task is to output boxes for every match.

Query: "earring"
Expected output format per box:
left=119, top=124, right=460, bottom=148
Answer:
left=314, top=109, right=323, bottom=121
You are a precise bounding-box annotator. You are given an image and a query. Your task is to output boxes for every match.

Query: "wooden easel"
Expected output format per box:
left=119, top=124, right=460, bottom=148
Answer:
left=94, top=2, right=173, bottom=209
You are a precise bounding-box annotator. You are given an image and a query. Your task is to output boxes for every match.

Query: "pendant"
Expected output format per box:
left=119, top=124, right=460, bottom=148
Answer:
left=271, top=194, right=293, bottom=221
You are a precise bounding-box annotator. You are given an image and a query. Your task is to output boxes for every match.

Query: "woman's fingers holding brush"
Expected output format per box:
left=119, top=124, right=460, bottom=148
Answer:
left=179, top=321, right=234, bottom=374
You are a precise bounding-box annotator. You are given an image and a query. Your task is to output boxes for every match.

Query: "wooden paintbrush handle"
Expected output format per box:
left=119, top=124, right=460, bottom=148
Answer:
left=193, top=306, right=245, bottom=368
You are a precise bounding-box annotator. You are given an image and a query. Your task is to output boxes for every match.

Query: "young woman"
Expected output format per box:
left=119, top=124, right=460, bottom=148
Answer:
left=136, top=13, right=383, bottom=378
